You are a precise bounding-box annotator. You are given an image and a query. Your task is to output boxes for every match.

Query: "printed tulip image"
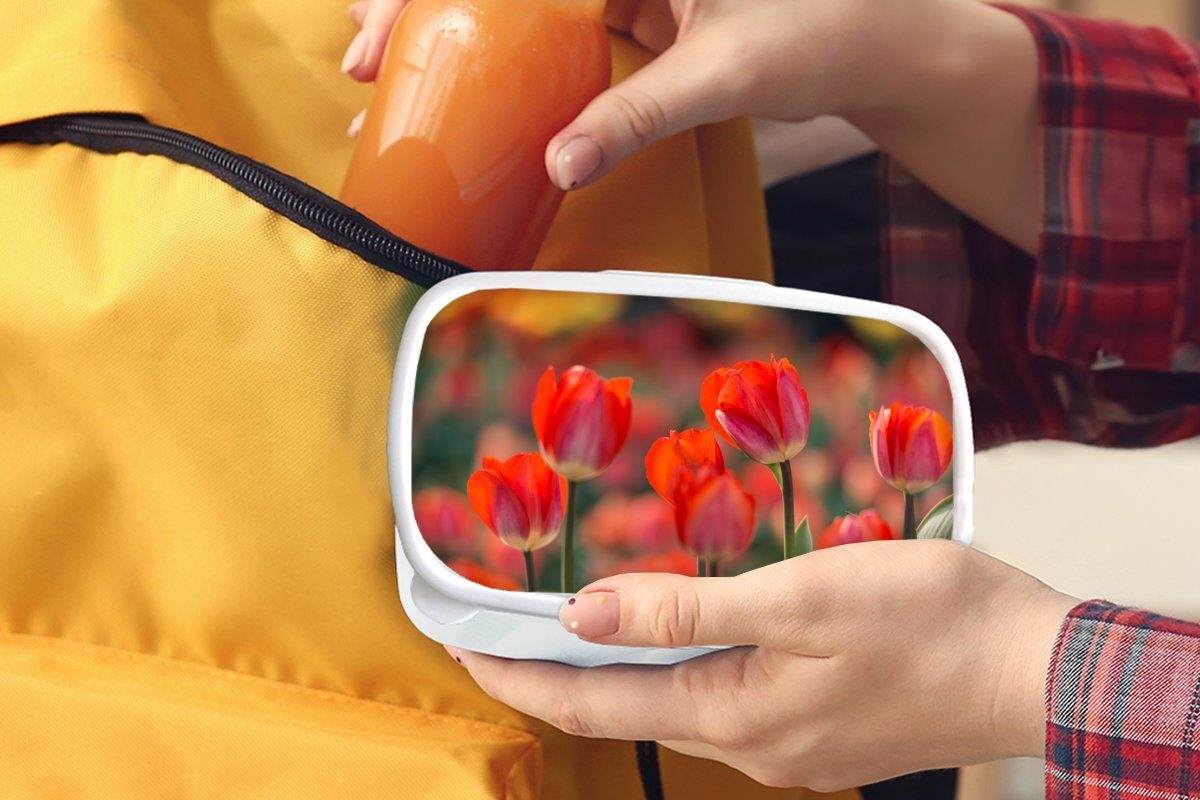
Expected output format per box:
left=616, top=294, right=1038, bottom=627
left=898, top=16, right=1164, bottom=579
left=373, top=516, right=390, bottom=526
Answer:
left=816, top=510, right=896, bottom=550
left=532, top=365, right=633, bottom=591
left=702, top=356, right=810, bottom=559
left=412, top=290, right=954, bottom=591
left=533, top=365, right=633, bottom=481
left=868, top=403, right=953, bottom=539
left=467, top=453, right=566, bottom=590
left=645, top=428, right=725, bottom=504
left=448, top=558, right=522, bottom=592
left=413, top=487, right=477, bottom=556
left=672, top=467, right=757, bottom=576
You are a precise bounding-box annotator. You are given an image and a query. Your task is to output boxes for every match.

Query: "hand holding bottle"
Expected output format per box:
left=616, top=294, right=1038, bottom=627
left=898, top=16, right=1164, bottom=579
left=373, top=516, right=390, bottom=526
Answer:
left=343, top=0, right=1041, bottom=252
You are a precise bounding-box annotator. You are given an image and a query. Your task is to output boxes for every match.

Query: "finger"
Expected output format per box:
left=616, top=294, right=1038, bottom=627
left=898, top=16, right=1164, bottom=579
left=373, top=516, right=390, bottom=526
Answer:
left=545, top=33, right=743, bottom=190
left=347, top=0, right=369, bottom=26
left=347, top=109, right=366, bottom=138
left=627, top=1, right=678, bottom=54
left=343, top=0, right=407, bottom=82
left=557, top=566, right=812, bottom=650
left=452, top=648, right=701, bottom=742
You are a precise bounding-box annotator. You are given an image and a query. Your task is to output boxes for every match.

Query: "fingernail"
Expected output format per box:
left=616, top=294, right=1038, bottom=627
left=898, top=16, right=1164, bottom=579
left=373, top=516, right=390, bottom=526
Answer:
left=347, top=1, right=367, bottom=24
left=560, top=591, right=619, bottom=638
left=554, top=137, right=603, bottom=190
left=443, top=644, right=464, bottom=664
left=347, top=110, right=366, bottom=138
left=340, top=31, right=369, bottom=74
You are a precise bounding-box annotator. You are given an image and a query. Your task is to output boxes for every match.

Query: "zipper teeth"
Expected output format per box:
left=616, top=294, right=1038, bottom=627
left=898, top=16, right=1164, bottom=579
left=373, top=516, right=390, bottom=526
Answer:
left=54, top=118, right=463, bottom=285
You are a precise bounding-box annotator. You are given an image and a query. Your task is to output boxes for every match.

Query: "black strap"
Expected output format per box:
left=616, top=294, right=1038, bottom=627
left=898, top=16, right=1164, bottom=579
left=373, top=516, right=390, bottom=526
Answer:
left=635, top=740, right=664, bottom=800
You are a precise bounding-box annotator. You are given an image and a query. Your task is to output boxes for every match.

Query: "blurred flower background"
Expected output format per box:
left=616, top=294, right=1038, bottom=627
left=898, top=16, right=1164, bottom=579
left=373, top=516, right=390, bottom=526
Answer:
left=412, top=289, right=953, bottom=590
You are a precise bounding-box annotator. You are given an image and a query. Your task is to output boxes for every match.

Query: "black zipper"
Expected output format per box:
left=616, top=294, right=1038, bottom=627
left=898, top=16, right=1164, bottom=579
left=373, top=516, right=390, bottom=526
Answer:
left=0, top=113, right=468, bottom=288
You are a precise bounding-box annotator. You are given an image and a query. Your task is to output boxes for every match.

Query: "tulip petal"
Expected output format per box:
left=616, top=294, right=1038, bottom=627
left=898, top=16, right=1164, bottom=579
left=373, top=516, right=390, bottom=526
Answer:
left=869, top=408, right=896, bottom=488
left=676, top=473, right=755, bottom=561
left=645, top=437, right=679, bottom=503
left=499, top=454, right=547, bottom=533
left=546, top=375, right=607, bottom=479
left=500, top=453, right=564, bottom=548
left=606, top=376, right=633, bottom=405
left=602, top=376, right=634, bottom=461
left=536, top=366, right=633, bottom=481
left=885, top=403, right=904, bottom=480
left=644, top=429, right=725, bottom=505
left=773, top=358, right=810, bottom=459
left=933, top=411, right=954, bottom=465
left=897, top=416, right=949, bottom=493
left=700, top=368, right=735, bottom=444
left=467, top=468, right=530, bottom=547
left=720, top=366, right=784, bottom=445
left=716, top=407, right=787, bottom=465
left=867, top=404, right=953, bottom=494
left=531, top=367, right=556, bottom=444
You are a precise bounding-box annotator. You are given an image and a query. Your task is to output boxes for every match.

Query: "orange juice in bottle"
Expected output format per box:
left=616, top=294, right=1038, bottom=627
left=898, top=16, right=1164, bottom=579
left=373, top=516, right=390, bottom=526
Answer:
left=340, top=0, right=611, bottom=269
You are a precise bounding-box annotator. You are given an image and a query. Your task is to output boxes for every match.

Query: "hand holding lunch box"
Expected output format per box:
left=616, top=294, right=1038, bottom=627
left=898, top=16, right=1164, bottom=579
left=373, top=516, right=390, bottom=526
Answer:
left=385, top=271, right=1076, bottom=791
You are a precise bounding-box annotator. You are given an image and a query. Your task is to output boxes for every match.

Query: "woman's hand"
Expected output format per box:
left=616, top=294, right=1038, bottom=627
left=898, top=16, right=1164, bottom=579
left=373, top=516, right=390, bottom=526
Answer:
left=342, top=0, right=1042, bottom=251
left=448, top=541, right=1076, bottom=791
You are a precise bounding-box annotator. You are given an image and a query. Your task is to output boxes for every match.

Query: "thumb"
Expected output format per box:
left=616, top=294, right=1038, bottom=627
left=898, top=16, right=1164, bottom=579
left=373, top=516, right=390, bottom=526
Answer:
left=558, top=570, right=793, bottom=649
left=546, top=34, right=741, bottom=191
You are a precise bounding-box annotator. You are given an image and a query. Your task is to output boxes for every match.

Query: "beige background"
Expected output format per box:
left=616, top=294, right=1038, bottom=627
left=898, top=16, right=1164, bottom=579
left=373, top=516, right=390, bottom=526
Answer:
left=958, top=4, right=1199, bottom=797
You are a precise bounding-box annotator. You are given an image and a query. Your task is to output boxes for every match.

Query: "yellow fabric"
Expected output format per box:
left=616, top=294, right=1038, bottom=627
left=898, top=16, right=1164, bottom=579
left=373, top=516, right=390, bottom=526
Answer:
left=0, top=2, right=858, bottom=799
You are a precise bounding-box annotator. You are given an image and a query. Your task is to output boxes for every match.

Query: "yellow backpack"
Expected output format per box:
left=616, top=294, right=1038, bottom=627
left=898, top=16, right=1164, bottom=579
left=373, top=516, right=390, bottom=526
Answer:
left=0, top=1, right=859, bottom=797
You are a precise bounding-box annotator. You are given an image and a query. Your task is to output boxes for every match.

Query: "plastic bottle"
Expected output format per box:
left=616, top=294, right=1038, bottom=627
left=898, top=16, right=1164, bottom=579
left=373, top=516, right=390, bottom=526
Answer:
left=341, top=0, right=611, bottom=269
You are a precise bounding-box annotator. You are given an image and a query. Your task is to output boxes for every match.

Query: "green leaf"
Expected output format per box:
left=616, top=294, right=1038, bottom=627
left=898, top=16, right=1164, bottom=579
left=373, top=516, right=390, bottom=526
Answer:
left=915, top=494, right=955, bottom=540
left=767, top=462, right=784, bottom=488
left=794, top=516, right=813, bottom=555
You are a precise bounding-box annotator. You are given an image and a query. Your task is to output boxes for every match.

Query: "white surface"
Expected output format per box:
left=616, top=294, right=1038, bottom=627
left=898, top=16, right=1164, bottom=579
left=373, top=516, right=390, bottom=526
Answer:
left=388, top=269, right=975, bottom=665
left=974, top=438, right=1200, bottom=616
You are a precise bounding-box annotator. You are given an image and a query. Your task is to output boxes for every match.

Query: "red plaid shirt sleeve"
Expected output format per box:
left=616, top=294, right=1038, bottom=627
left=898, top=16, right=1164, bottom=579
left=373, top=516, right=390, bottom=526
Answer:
left=882, top=5, right=1200, bottom=450
left=1047, top=601, right=1200, bottom=799
left=1009, top=6, right=1200, bottom=374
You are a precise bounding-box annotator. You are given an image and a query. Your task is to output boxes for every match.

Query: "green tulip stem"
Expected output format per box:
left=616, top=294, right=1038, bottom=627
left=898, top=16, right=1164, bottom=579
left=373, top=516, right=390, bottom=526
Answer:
left=562, top=480, right=578, bottom=593
left=697, top=557, right=706, bottom=578
left=903, top=492, right=917, bottom=540
left=709, top=560, right=719, bottom=578
left=524, top=551, right=536, bottom=592
left=780, top=460, right=796, bottom=559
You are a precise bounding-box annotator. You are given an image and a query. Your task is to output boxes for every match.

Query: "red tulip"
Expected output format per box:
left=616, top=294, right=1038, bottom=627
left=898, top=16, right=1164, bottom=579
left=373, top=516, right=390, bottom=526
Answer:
left=816, top=510, right=896, bottom=550
left=447, top=558, right=521, bottom=591
left=645, top=428, right=725, bottom=504
left=467, top=453, right=565, bottom=552
left=701, top=356, right=810, bottom=465
left=672, top=468, right=756, bottom=562
left=413, top=487, right=478, bottom=555
left=868, top=403, right=953, bottom=494
left=532, top=365, right=633, bottom=481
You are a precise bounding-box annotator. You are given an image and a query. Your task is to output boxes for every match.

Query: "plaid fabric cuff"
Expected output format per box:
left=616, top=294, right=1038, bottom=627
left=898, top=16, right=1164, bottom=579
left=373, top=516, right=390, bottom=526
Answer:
left=1047, top=600, right=1200, bottom=799
left=998, top=6, right=1200, bottom=374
